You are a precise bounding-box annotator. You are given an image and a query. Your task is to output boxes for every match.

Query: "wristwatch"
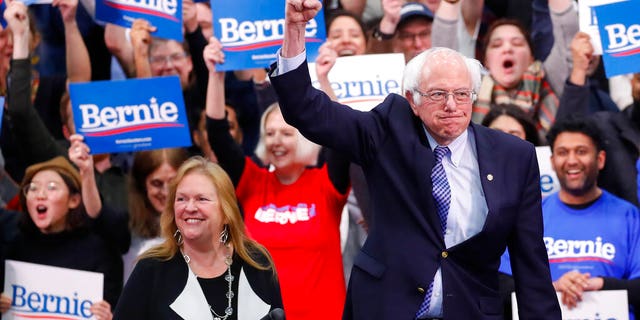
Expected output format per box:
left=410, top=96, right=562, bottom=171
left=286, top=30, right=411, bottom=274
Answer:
left=372, top=27, right=395, bottom=41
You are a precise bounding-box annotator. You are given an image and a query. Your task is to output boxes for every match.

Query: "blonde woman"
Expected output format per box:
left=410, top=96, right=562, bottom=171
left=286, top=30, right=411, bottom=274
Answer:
left=114, top=156, right=283, bottom=319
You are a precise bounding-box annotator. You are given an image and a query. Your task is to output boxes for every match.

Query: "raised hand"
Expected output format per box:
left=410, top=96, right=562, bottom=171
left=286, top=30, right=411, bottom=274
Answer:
left=380, top=0, right=403, bottom=32
left=3, top=0, right=29, bottom=38
left=315, top=41, right=337, bottom=80
left=130, top=19, right=156, bottom=53
left=203, top=37, right=225, bottom=73
left=52, top=0, right=79, bottom=25
left=285, top=0, right=322, bottom=26
left=569, top=32, right=594, bottom=86
left=68, top=134, right=94, bottom=177
left=183, top=0, right=198, bottom=33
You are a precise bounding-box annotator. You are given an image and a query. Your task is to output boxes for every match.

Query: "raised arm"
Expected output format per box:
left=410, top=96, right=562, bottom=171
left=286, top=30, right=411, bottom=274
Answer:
left=431, top=0, right=460, bottom=50
left=556, top=32, right=592, bottom=121
left=55, top=0, right=90, bottom=83
left=4, top=0, right=67, bottom=164
left=283, top=0, right=322, bottom=57
left=68, top=134, right=101, bottom=218
left=130, top=19, right=156, bottom=79
left=366, top=0, right=401, bottom=54
left=544, top=0, right=578, bottom=98
left=104, top=24, right=136, bottom=78
left=432, top=0, right=484, bottom=56
left=204, top=37, right=246, bottom=185
left=315, top=41, right=339, bottom=101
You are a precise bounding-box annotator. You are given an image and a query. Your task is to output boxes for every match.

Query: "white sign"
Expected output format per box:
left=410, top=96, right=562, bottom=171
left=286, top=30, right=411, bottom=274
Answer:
left=579, top=0, right=628, bottom=54
left=3, top=260, right=103, bottom=320
left=512, top=290, right=629, bottom=320
left=308, top=53, right=405, bottom=112
left=536, top=146, right=560, bottom=198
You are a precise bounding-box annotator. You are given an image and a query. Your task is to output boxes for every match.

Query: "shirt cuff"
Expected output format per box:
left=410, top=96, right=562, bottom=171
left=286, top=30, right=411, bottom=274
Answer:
left=273, top=48, right=306, bottom=76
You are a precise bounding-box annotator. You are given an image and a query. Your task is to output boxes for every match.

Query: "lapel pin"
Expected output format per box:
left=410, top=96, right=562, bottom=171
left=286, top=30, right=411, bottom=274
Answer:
left=487, top=174, right=494, bottom=181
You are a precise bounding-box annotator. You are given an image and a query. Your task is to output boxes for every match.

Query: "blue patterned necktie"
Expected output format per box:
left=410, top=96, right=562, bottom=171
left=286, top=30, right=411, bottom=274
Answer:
left=416, top=146, right=451, bottom=319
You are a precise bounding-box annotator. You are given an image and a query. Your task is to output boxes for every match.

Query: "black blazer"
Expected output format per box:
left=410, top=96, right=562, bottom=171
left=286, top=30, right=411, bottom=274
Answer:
left=113, top=253, right=282, bottom=319
left=270, top=61, right=561, bottom=320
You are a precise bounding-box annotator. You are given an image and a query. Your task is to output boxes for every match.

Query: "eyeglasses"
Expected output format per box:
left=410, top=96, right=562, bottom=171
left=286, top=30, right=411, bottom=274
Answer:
left=415, top=89, right=476, bottom=104
left=398, top=30, right=430, bottom=43
left=23, top=181, right=63, bottom=198
left=149, top=52, right=188, bottom=66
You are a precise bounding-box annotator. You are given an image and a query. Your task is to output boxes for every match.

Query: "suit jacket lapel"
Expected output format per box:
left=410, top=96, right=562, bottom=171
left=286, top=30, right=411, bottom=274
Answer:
left=471, top=124, right=500, bottom=232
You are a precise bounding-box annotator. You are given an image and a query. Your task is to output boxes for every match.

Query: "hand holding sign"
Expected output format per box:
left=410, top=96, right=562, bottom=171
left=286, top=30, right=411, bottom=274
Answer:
left=52, top=0, right=78, bottom=24
left=68, top=134, right=94, bottom=176
left=203, top=37, right=225, bottom=73
left=89, top=300, right=113, bottom=320
left=553, top=270, right=591, bottom=309
left=130, top=18, right=156, bottom=51
left=0, top=293, right=10, bottom=314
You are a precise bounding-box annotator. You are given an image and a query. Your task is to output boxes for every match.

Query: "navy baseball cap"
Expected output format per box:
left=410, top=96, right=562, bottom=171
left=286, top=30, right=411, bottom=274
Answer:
left=398, top=2, right=434, bottom=27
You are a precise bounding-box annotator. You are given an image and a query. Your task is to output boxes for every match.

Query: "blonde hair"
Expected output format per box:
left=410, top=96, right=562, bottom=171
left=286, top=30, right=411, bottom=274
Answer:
left=140, top=156, right=274, bottom=271
left=254, top=103, right=320, bottom=166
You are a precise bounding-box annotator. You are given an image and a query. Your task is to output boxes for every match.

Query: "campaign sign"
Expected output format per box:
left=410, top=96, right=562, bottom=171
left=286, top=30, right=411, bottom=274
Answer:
left=578, top=0, right=626, bottom=55
left=211, top=0, right=326, bottom=71
left=536, top=146, right=560, bottom=198
left=95, top=0, right=182, bottom=41
left=308, top=53, right=405, bottom=112
left=3, top=260, right=103, bottom=320
left=512, top=290, right=629, bottom=320
left=69, top=76, right=192, bottom=154
left=595, top=1, right=640, bottom=78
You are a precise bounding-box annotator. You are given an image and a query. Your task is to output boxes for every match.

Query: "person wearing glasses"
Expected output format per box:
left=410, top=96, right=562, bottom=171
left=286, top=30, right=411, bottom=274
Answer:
left=267, top=1, right=561, bottom=319
left=368, top=2, right=434, bottom=64
left=0, top=156, right=128, bottom=320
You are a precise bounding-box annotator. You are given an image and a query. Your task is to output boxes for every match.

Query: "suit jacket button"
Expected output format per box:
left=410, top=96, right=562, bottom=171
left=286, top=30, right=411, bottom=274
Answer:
left=417, top=287, right=425, bottom=294
left=441, top=251, right=448, bottom=258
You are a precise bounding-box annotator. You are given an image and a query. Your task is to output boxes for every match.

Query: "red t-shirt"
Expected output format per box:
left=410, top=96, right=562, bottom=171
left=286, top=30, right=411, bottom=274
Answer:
left=237, top=159, right=348, bottom=320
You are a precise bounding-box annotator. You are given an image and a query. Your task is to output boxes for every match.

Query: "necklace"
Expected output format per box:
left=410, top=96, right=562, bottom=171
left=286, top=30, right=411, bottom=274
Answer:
left=182, top=251, right=234, bottom=320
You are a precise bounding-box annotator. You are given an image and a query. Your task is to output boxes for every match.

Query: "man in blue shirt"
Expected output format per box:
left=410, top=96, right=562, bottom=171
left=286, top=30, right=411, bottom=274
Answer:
left=501, top=115, right=640, bottom=318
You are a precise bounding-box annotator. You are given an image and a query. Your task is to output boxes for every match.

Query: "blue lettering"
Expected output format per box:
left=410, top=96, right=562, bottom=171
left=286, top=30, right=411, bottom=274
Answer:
left=8, top=286, right=92, bottom=318
left=27, top=292, right=41, bottom=311
left=41, top=293, right=56, bottom=313
left=54, top=295, right=70, bottom=314
left=314, top=78, right=400, bottom=100
left=11, top=285, right=26, bottom=307
left=80, top=300, right=93, bottom=318
left=540, top=174, right=554, bottom=193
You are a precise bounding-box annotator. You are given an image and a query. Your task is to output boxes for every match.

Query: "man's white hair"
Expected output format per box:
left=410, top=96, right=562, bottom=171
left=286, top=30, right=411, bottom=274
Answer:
left=402, top=47, right=484, bottom=105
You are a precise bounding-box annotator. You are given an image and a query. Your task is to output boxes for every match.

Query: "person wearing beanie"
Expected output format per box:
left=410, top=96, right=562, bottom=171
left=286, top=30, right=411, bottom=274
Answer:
left=0, top=155, right=128, bottom=319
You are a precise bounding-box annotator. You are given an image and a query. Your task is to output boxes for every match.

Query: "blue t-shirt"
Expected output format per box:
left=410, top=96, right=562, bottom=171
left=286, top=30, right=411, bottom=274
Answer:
left=500, top=190, right=640, bottom=316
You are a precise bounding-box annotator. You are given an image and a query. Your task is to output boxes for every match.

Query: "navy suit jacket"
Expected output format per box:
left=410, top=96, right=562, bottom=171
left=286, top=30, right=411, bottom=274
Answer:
left=270, top=61, right=560, bottom=320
